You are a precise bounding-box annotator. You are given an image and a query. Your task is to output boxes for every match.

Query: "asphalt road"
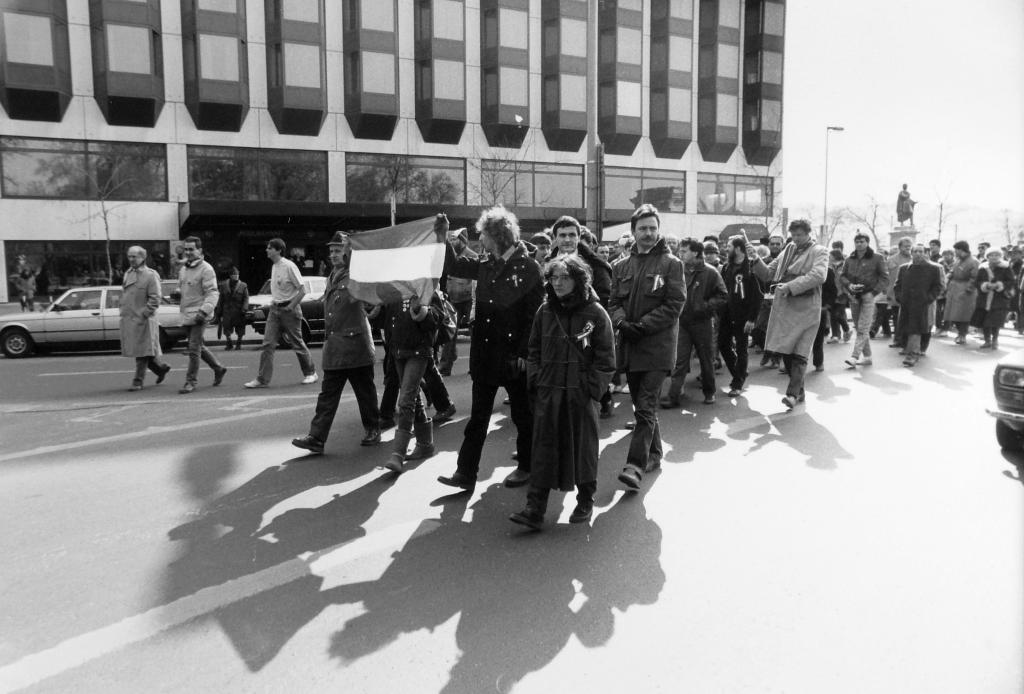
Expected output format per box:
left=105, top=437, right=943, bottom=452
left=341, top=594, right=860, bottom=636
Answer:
left=0, top=334, right=1021, bottom=694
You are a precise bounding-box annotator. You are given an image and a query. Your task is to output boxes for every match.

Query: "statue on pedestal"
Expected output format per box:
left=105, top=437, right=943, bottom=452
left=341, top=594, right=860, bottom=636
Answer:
left=896, top=183, right=916, bottom=227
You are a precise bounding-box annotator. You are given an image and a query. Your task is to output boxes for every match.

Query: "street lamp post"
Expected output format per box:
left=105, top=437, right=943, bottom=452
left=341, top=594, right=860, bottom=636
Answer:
left=823, top=125, right=845, bottom=237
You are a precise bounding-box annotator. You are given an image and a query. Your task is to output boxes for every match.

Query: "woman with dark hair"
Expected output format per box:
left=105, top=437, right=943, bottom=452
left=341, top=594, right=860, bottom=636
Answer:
left=509, top=254, right=615, bottom=530
left=719, top=237, right=763, bottom=396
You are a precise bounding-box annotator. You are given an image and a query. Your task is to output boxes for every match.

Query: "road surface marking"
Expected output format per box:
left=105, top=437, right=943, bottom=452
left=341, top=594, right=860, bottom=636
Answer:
left=0, top=392, right=323, bottom=415
left=38, top=367, right=248, bottom=377
left=0, top=519, right=423, bottom=694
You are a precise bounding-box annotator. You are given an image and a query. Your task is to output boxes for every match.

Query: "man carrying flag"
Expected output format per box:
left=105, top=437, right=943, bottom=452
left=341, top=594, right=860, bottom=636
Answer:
left=436, top=207, right=544, bottom=490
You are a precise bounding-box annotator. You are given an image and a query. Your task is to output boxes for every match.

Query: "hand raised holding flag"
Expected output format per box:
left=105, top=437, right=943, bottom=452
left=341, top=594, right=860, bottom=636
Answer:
left=434, top=213, right=449, bottom=242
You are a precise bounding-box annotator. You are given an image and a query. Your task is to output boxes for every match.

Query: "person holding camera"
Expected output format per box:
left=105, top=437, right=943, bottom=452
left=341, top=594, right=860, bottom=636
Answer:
left=840, top=233, right=889, bottom=368
left=176, top=236, right=227, bottom=394
left=745, top=220, right=828, bottom=410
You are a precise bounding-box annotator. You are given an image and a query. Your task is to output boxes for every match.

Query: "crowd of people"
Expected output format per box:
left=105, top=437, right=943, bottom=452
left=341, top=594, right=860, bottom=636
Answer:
left=113, top=205, right=1021, bottom=530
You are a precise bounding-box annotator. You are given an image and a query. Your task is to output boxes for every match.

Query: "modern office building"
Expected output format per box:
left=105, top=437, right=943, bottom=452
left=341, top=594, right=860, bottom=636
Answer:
left=0, top=0, right=784, bottom=300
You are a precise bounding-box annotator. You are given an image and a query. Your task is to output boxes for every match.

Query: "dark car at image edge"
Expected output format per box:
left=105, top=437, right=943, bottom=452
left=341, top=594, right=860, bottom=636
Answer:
left=987, top=351, right=1024, bottom=450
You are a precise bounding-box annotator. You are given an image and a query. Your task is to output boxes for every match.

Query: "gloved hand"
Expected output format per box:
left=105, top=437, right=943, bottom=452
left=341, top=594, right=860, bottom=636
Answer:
left=617, top=320, right=644, bottom=342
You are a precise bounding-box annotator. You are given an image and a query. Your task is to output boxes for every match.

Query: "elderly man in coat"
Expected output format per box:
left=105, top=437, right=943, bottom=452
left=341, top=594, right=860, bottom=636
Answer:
left=120, top=246, right=171, bottom=391
left=609, top=204, right=686, bottom=490
left=894, top=244, right=945, bottom=367
left=942, top=240, right=980, bottom=344
left=745, top=219, right=829, bottom=410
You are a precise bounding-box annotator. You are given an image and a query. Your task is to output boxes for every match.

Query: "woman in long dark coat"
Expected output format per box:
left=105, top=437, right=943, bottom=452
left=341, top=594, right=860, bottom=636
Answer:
left=971, top=248, right=1016, bottom=349
left=510, top=254, right=615, bottom=530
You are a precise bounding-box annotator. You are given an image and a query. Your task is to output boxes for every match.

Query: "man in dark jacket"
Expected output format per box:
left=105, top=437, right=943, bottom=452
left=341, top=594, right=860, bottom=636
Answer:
left=718, top=237, right=763, bottom=397
left=894, top=244, right=945, bottom=367
left=213, top=267, right=249, bottom=351
left=548, top=215, right=613, bottom=305
left=840, top=233, right=888, bottom=368
left=437, top=208, right=545, bottom=490
left=609, top=204, right=685, bottom=490
left=661, top=238, right=727, bottom=406
left=291, top=231, right=381, bottom=454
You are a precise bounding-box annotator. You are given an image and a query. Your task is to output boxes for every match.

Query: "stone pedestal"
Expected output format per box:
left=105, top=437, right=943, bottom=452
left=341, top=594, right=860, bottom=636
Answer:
left=889, top=225, right=918, bottom=249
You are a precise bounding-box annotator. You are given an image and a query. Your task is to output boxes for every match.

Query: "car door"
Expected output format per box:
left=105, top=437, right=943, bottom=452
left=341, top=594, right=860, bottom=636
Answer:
left=103, top=288, right=122, bottom=344
left=40, top=288, right=106, bottom=344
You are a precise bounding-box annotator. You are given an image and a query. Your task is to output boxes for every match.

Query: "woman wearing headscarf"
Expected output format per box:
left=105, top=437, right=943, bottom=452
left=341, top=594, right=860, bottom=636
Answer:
left=509, top=254, right=615, bottom=530
left=971, top=248, right=1015, bottom=350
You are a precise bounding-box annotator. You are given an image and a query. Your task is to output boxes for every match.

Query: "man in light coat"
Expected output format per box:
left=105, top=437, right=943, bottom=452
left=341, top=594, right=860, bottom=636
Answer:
left=120, top=246, right=171, bottom=391
left=746, top=219, right=829, bottom=410
left=609, top=204, right=686, bottom=490
left=177, top=236, right=227, bottom=394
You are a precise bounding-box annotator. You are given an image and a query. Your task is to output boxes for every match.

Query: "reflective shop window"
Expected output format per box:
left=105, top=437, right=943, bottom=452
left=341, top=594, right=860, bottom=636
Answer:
left=763, top=2, right=784, bottom=36
left=617, top=81, right=642, bottom=117
left=106, top=24, right=152, bottom=74
left=362, top=51, right=395, bottom=94
left=498, top=8, right=527, bottom=49
left=696, top=173, right=771, bottom=215
left=560, top=18, right=586, bottom=58
left=5, top=240, right=174, bottom=295
left=478, top=160, right=582, bottom=209
left=617, top=27, right=642, bottom=66
left=533, top=163, right=583, bottom=208
left=187, top=146, right=327, bottom=202
left=199, top=34, right=240, bottom=81
left=0, top=137, right=167, bottom=201
left=360, top=0, right=394, bottom=32
left=283, top=0, right=319, bottom=22
left=284, top=42, right=321, bottom=88
left=604, top=167, right=685, bottom=212
left=668, top=35, right=692, bottom=72
left=499, top=66, right=528, bottom=107
left=3, top=13, right=54, bottom=66
left=560, top=74, right=585, bottom=110
left=433, top=59, right=464, bottom=100
left=433, top=0, right=464, bottom=41
left=199, top=0, right=237, bottom=13
left=346, top=154, right=465, bottom=205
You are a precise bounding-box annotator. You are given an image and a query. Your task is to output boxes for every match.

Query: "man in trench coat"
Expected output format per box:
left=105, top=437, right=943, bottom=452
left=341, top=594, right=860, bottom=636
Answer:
left=120, top=246, right=171, bottom=391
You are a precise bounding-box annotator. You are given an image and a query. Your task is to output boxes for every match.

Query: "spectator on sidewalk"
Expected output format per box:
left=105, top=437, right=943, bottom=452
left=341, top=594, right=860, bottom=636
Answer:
left=841, top=233, right=888, bottom=369
left=120, top=246, right=171, bottom=391
left=943, top=241, right=979, bottom=345
left=14, top=269, right=36, bottom=312
left=245, top=238, right=318, bottom=388
left=213, top=267, right=249, bottom=351
left=176, top=236, right=227, bottom=394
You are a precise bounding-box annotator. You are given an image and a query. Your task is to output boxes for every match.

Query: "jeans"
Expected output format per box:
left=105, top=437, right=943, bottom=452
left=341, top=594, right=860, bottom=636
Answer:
left=667, top=319, right=715, bottom=398
left=133, top=356, right=168, bottom=385
left=625, top=370, right=666, bottom=470
left=257, top=304, right=314, bottom=384
left=717, top=317, right=749, bottom=390
left=381, top=351, right=451, bottom=417
left=849, top=293, right=877, bottom=359
left=308, top=365, right=380, bottom=442
left=455, top=375, right=532, bottom=479
left=185, top=323, right=222, bottom=385
left=395, top=356, right=429, bottom=432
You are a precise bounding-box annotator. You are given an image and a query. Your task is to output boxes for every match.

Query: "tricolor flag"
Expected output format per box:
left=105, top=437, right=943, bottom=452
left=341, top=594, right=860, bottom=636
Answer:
left=348, top=217, right=445, bottom=305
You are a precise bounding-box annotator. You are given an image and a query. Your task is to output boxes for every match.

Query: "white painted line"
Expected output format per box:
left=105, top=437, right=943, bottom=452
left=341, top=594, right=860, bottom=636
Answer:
left=0, top=519, right=423, bottom=694
left=38, top=367, right=248, bottom=377
left=0, top=392, right=325, bottom=415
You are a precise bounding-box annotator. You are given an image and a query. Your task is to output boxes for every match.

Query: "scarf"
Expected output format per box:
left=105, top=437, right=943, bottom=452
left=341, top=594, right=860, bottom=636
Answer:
left=772, top=240, right=813, bottom=283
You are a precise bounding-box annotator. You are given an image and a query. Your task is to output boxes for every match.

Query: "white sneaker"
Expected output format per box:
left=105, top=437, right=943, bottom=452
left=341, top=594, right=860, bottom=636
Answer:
left=858, top=358, right=872, bottom=366
left=301, top=373, right=319, bottom=385
left=244, top=379, right=268, bottom=389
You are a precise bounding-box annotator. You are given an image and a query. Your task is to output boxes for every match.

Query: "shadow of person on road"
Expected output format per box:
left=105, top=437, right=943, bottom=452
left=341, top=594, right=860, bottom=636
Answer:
left=326, top=485, right=664, bottom=694
left=851, top=368, right=914, bottom=395
left=747, top=409, right=855, bottom=471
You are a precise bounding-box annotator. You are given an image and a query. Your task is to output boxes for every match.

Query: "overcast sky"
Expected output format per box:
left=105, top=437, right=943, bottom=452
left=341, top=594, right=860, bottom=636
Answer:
left=781, top=0, right=1024, bottom=228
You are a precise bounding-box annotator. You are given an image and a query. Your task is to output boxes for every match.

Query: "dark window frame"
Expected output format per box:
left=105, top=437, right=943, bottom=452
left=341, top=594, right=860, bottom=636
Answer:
left=187, top=145, right=328, bottom=202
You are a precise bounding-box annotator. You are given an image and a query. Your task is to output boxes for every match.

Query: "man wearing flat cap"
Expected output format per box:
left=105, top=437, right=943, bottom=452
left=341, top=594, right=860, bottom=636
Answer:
left=292, top=231, right=381, bottom=454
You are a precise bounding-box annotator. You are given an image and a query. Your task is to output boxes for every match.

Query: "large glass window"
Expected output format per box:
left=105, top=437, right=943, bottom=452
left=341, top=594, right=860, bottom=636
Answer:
left=362, top=51, right=395, bottom=94
left=617, top=27, right=642, bottom=66
left=187, top=146, right=327, bottom=201
left=433, top=59, right=464, bottom=100
left=3, top=13, right=54, bottom=66
left=199, top=34, right=240, bottom=81
left=617, top=81, right=642, bottom=117
left=499, top=66, right=528, bottom=107
left=717, top=43, right=739, bottom=79
left=434, top=0, right=464, bottom=41
left=6, top=240, right=174, bottom=295
left=696, top=172, right=771, bottom=215
left=479, top=160, right=583, bottom=208
left=670, top=0, right=693, bottom=19
left=283, top=0, right=319, bottom=22
left=560, top=75, right=586, bottom=110
left=284, top=42, right=321, bottom=88
left=346, top=154, right=465, bottom=205
left=760, top=99, right=782, bottom=131
left=762, top=51, right=783, bottom=85
left=106, top=24, right=152, bottom=74
left=0, top=137, right=167, bottom=201
left=499, top=8, right=528, bottom=49
left=360, top=0, right=394, bottom=31
left=199, top=0, right=237, bottom=13
left=763, top=2, right=784, bottom=36
left=561, top=18, right=587, bottom=58
left=605, top=167, right=685, bottom=212
left=718, top=0, right=741, bottom=28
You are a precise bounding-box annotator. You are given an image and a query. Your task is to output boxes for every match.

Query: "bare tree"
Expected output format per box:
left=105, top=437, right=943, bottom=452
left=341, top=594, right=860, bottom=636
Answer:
left=845, top=195, right=886, bottom=249
left=468, top=129, right=561, bottom=209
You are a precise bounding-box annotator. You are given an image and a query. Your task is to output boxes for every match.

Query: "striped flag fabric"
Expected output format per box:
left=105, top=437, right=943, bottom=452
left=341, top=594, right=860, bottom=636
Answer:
left=347, top=216, right=445, bottom=305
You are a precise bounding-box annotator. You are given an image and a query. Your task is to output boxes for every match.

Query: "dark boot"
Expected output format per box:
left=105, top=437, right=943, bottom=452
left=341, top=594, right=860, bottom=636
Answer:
left=510, top=485, right=548, bottom=530
left=405, top=418, right=435, bottom=461
left=386, top=429, right=413, bottom=473
left=570, top=481, right=596, bottom=523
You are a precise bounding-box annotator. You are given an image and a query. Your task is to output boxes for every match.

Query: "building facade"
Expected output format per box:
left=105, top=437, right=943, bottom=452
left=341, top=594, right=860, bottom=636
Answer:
left=0, top=0, right=784, bottom=300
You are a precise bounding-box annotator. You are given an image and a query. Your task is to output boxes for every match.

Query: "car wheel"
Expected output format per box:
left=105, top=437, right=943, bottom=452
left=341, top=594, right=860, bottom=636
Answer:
left=1, top=327, right=34, bottom=358
left=159, top=328, right=177, bottom=352
left=996, top=419, right=1021, bottom=451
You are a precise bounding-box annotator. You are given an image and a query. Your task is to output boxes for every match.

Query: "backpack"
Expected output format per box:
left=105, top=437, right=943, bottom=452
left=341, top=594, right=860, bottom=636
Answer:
left=434, top=291, right=458, bottom=346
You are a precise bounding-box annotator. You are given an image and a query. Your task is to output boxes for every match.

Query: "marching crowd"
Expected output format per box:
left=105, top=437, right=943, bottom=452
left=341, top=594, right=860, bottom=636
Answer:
left=114, top=204, right=1017, bottom=530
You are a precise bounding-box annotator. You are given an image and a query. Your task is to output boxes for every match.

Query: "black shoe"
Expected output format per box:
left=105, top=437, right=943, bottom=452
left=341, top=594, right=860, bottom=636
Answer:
left=224, top=343, right=233, bottom=351
left=438, top=368, right=452, bottom=377
left=599, top=402, right=613, bottom=419
left=433, top=405, right=457, bottom=423
left=618, top=465, right=642, bottom=490
left=360, top=428, right=381, bottom=446
left=624, top=420, right=635, bottom=430
left=438, top=471, right=475, bottom=490
left=155, top=365, right=171, bottom=385
left=213, top=366, right=228, bottom=386
left=504, top=468, right=531, bottom=487
left=569, top=502, right=593, bottom=524
left=509, top=508, right=544, bottom=530
left=291, top=435, right=325, bottom=454
left=703, top=393, right=716, bottom=405
left=379, top=416, right=396, bottom=430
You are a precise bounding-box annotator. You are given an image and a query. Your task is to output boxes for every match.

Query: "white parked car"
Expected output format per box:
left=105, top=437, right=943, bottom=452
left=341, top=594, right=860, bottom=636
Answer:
left=0, top=285, right=188, bottom=358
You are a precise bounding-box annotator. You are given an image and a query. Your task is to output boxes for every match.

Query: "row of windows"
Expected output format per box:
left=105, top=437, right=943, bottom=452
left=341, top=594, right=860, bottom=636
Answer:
left=0, top=137, right=771, bottom=216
